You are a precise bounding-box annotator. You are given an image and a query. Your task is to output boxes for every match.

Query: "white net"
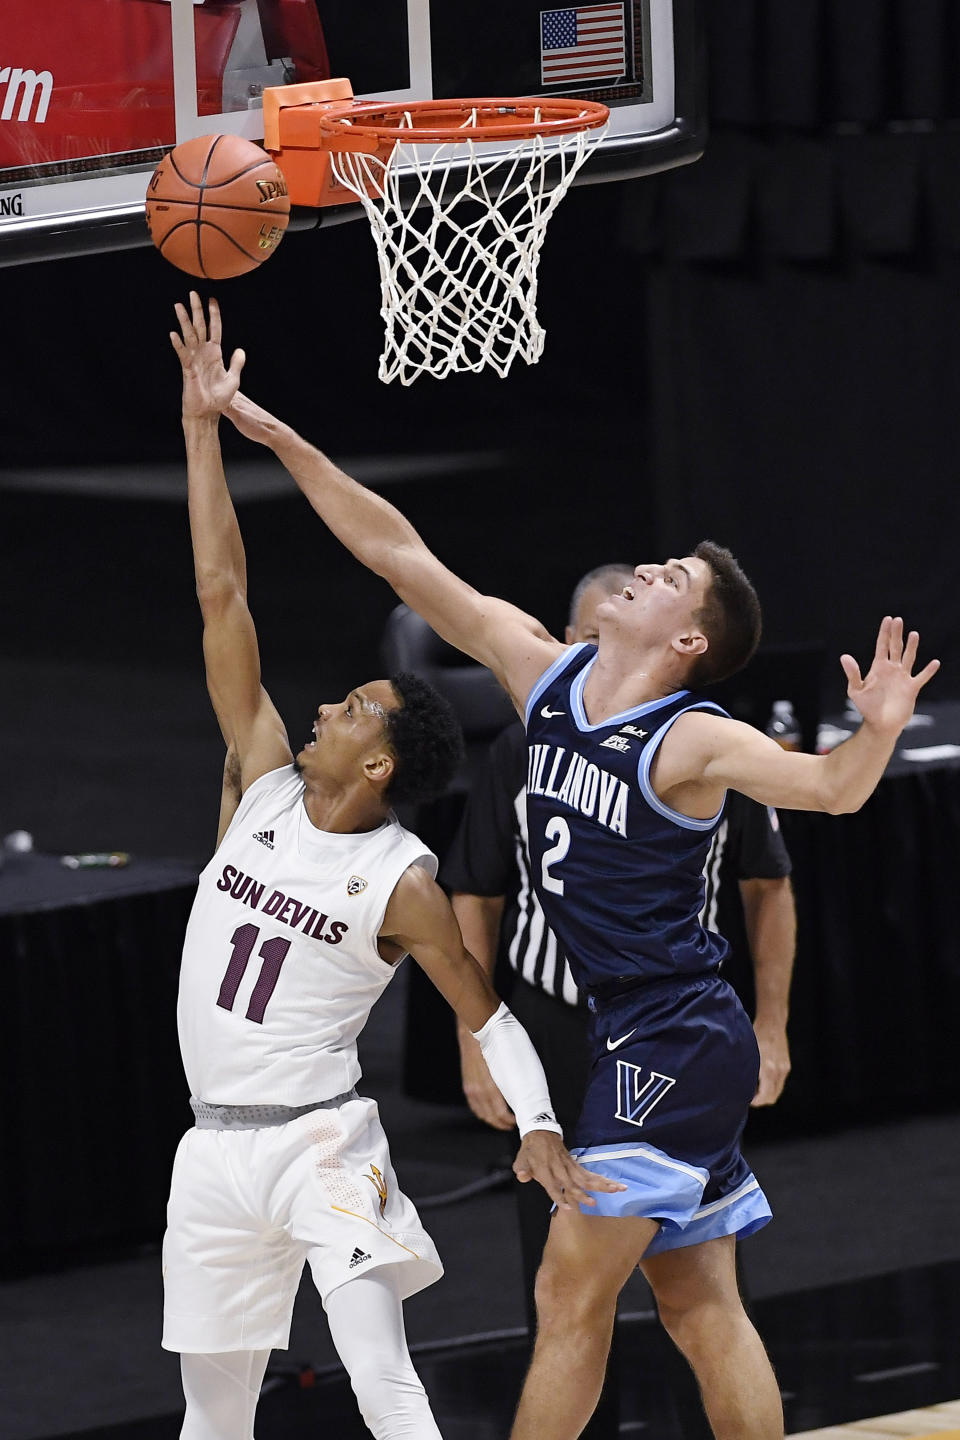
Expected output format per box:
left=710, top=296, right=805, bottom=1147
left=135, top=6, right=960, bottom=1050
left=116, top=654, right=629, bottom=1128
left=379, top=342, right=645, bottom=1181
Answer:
left=328, top=109, right=608, bottom=385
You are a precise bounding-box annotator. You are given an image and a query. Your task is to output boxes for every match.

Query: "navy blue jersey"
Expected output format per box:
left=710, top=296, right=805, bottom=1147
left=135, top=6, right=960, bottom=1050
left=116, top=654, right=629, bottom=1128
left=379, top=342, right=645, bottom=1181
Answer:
left=524, top=644, right=729, bottom=993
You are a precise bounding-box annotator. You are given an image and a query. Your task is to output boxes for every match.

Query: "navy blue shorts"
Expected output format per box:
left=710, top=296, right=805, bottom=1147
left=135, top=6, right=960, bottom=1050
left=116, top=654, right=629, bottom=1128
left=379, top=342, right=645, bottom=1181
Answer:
left=570, top=973, right=772, bottom=1254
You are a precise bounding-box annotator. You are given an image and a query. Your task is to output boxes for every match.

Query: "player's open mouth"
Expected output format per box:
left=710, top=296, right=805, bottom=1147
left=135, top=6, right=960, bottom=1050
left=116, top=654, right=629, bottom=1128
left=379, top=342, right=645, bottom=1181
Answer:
left=621, top=586, right=635, bottom=601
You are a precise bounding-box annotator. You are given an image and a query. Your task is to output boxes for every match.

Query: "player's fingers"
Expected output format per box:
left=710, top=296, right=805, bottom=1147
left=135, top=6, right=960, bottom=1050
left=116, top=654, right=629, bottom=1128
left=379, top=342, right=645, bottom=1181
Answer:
left=556, top=1172, right=598, bottom=1208
left=190, top=289, right=207, bottom=343
left=889, top=616, right=904, bottom=663
left=174, top=301, right=196, bottom=346
left=228, top=347, right=246, bottom=380
left=874, top=615, right=892, bottom=664
left=914, top=657, right=941, bottom=690
left=208, top=295, right=222, bottom=345
left=902, top=629, right=920, bottom=670
left=569, top=1160, right=626, bottom=1194
left=839, top=654, right=862, bottom=690
left=170, top=331, right=185, bottom=357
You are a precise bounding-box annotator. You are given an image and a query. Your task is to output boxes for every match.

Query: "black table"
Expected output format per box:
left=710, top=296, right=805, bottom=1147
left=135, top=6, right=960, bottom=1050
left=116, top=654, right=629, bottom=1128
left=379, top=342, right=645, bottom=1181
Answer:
left=766, top=703, right=960, bottom=1130
left=1, top=853, right=198, bottom=1271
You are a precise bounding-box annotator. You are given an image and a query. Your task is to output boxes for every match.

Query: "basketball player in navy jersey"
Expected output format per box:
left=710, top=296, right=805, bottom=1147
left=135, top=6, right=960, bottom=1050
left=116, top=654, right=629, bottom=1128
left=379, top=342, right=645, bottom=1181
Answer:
left=165, top=294, right=620, bottom=1440
left=191, top=296, right=938, bottom=1440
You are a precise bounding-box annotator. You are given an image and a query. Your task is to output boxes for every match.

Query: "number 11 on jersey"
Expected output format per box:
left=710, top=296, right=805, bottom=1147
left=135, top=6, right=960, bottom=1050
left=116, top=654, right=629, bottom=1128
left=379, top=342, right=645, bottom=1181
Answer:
left=217, top=922, right=291, bottom=1024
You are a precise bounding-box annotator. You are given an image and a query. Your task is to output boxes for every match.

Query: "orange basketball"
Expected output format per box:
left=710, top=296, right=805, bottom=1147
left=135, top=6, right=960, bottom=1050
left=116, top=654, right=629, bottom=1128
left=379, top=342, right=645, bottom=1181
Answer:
left=146, top=134, right=290, bottom=280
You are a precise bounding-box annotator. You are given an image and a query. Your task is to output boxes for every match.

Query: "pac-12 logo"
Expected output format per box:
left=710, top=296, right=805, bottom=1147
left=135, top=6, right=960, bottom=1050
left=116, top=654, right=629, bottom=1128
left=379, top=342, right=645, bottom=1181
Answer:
left=614, top=1061, right=676, bottom=1128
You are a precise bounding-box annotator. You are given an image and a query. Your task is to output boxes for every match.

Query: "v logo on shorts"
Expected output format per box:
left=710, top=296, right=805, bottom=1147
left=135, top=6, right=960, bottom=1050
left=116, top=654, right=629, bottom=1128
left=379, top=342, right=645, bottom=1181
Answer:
left=614, top=1060, right=676, bottom=1128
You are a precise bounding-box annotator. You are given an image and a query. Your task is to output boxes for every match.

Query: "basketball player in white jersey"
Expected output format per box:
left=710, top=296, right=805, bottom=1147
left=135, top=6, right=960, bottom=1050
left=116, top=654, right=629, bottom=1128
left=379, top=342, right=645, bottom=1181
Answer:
left=165, top=293, right=621, bottom=1440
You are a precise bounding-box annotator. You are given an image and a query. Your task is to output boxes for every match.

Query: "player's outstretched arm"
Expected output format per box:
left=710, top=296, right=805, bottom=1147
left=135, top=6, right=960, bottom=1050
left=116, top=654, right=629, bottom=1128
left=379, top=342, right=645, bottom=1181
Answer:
left=380, top=865, right=626, bottom=1210
left=225, top=389, right=563, bottom=713
left=662, top=617, right=939, bottom=815
left=171, top=294, right=291, bottom=812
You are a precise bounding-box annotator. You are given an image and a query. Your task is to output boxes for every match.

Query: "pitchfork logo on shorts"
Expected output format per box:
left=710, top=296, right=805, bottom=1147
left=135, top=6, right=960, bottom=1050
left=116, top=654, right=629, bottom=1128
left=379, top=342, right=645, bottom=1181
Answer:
left=347, top=875, right=368, bottom=896
left=365, top=1164, right=388, bottom=1217
left=614, top=1060, right=676, bottom=1128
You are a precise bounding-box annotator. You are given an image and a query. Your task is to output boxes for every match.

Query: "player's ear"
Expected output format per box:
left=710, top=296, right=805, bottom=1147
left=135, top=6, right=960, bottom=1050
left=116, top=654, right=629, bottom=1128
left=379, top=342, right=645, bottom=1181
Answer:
left=364, top=749, right=395, bottom=787
left=673, top=629, right=708, bottom=659
left=564, top=625, right=575, bottom=644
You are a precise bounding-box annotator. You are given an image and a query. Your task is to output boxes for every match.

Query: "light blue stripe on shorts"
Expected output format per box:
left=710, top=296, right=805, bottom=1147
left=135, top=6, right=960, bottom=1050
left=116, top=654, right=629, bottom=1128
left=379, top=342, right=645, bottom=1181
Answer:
left=572, top=1143, right=772, bottom=1253
left=643, top=1174, right=772, bottom=1255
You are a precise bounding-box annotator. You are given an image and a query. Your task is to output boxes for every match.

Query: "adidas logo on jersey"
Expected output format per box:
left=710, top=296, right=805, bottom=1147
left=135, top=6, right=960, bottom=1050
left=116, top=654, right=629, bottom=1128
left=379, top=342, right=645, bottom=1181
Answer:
left=347, top=875, right=368, bottom=896
left=349, top=1246, right=372, bottom=1269
left=600, top=735, right=632, bottom=753
left=620, top=724, right=647, bottom=738
left=253, top=830, right=275, bottom=849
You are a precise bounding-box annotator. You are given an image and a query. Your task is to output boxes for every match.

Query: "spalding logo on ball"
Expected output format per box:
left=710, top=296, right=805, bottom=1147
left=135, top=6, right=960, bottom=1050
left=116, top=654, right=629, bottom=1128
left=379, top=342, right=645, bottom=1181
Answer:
left=146, top=134, right=290, bottom=280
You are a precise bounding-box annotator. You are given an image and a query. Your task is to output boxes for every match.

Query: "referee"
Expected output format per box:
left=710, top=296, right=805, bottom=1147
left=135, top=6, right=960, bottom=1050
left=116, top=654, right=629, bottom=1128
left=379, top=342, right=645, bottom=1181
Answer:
left=440, top=563, right=796, bottom=1439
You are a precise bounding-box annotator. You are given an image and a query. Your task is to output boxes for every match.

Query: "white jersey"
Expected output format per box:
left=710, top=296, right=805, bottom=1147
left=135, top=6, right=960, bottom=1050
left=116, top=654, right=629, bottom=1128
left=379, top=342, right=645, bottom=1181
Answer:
left=177, top=765, right=436, bottom=1106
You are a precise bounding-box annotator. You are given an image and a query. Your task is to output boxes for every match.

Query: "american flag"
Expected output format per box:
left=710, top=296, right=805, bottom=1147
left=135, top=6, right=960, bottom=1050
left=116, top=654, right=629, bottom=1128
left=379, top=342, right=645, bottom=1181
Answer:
left=540, top=5, right=626, bottom=87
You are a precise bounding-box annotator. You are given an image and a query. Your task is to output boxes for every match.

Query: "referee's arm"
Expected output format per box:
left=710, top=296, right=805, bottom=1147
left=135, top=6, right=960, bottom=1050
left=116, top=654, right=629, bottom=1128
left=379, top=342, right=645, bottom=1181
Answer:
left=740, top=875, right=796, bottom=1106
left=452, top=893, right=515, bottom=1131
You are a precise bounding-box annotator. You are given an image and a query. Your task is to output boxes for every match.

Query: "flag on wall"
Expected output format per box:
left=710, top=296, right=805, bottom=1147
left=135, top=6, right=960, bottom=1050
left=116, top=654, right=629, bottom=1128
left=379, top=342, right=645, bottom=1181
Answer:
left=540, top=5, right=627, bottom=87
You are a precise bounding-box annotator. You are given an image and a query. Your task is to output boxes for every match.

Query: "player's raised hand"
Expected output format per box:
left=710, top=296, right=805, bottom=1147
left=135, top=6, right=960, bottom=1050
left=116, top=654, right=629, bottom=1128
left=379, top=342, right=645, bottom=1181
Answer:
left=840, top=616, right=940, bottom=736
left=514, top=1131, right=627, bottom=1211
left=170, top=292, right=245, bottom=419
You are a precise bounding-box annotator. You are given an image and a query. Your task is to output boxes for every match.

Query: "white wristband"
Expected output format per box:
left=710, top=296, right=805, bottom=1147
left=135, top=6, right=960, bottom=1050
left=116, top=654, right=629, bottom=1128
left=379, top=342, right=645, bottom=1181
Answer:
left=471, top=1002, right=563, bottom=1139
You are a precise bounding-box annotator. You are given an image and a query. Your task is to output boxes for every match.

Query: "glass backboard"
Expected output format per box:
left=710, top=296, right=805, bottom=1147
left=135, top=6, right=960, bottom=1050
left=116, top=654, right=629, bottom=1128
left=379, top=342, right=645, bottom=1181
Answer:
left=0, top=0, right=704, bottom=266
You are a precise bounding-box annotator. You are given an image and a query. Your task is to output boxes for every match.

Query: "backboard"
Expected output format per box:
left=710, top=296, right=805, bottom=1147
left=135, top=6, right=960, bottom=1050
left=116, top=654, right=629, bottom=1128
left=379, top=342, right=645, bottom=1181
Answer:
left=0, top=0, right=704, bottom=267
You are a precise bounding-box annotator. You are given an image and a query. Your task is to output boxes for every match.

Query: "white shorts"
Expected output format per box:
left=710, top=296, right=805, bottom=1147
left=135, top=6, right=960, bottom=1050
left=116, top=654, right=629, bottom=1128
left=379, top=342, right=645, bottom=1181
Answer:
left=162, top=1093, right=443, bottom=1354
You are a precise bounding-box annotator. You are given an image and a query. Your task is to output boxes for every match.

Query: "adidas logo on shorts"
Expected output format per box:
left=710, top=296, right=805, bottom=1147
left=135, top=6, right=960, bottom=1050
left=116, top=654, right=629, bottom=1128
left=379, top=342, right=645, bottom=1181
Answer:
left=349, top=1247, right=372, bottom=1270
left=253, top=830, right=275, bottom=849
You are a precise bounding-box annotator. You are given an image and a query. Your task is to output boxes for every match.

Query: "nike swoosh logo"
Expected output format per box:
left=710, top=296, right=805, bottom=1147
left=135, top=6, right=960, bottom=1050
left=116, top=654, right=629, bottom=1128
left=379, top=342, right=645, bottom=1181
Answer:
left=540, top=706, right=565, bottom=718
left=606, top=1029, right=637, bottom=1051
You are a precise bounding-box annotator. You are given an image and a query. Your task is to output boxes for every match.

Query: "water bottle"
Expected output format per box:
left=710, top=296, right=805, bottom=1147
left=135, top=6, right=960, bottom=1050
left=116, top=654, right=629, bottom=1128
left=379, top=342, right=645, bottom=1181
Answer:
left=766, top=700, right=801, bottom=751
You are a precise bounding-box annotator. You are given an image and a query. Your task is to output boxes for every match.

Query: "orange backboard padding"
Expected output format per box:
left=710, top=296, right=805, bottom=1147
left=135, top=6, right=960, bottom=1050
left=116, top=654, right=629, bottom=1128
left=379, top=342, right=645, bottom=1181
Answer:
left=263, top=77, right=360, bottom=207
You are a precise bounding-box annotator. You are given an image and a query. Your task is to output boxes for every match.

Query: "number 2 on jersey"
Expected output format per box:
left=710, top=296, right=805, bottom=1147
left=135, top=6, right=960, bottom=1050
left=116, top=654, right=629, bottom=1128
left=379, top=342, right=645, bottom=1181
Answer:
left=217, top=922, right=291, bottom=1024
left=541, top=816, right=571, bottom=895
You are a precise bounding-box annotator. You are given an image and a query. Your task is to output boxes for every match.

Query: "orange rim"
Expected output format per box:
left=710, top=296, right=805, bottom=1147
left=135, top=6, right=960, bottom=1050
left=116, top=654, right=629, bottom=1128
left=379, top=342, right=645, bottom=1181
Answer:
left=316, top=97, right=610, bottom=150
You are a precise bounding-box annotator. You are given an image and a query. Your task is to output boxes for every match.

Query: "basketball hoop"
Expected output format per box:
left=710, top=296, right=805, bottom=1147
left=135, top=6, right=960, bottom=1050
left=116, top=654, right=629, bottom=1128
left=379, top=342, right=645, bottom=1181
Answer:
left=265, top=87, right=608, bottom=385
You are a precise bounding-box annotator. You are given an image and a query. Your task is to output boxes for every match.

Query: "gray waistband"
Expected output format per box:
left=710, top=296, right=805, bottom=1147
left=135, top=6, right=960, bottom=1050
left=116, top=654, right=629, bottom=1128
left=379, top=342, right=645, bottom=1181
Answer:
left=191, top=1091, right=356, bottom=1130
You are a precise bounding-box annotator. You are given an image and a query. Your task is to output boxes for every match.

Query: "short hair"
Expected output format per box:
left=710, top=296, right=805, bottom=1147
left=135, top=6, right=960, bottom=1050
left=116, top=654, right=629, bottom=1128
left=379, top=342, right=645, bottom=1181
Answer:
left=686, top=540, right=762, bottom=687
left=568, top=562, right=635, bottom=629
left=383, top=672, right=465, bottom=805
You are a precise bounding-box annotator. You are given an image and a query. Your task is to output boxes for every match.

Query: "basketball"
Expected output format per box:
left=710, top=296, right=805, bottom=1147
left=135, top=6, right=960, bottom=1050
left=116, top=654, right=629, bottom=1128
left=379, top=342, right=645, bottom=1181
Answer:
left=146, top=134, right=290, bottom=280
